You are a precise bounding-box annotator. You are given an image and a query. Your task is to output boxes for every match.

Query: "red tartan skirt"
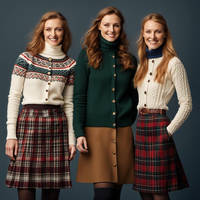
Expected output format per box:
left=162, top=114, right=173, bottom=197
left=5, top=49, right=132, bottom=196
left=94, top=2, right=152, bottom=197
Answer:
left=6, top=104, right=71, bottom=189
left=134, top=112, right=189, bottom=193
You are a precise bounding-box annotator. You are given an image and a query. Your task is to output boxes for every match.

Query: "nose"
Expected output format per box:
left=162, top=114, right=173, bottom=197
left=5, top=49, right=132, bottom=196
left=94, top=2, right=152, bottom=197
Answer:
left=109, top=25, right=114, bottom=32
left=50, top=30, right=56, bottom=36
left=150, top=32, right=156, bottom=39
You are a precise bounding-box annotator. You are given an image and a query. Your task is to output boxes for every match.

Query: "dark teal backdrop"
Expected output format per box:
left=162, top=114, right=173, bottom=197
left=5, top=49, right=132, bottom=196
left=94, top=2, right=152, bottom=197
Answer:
left=0, top=0, right=199, bottom=199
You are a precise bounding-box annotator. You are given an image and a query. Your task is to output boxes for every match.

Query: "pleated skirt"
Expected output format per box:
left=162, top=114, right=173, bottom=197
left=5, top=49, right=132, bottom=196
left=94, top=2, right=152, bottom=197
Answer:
left=134, top=113, right=189, bottom=193
left=6, top=104, right=71, bottom=189
left=76, top=126, right=135, bottom=184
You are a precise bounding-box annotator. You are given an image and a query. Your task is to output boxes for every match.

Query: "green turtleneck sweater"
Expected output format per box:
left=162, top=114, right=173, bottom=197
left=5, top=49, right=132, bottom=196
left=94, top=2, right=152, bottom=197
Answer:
left=73, top=37, right=138, bottom=138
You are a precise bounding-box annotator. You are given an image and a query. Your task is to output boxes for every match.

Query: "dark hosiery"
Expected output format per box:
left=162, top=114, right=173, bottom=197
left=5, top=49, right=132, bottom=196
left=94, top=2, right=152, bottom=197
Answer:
left=18, top=189, right=36, bottom=200
left=93, top=183, right=122, bottom=200
left=41, top=189, right=60, bottom=200
left=140, top=192, right=153, bottom=200
left=153, top=193, right=170, bottom=200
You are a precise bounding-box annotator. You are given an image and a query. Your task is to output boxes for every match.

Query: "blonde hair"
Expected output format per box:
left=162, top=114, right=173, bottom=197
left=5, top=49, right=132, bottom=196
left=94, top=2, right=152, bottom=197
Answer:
left=134, top=13, right=177, bottom=86
left=83, top=6, right=135, bottom=70
left=26, top=11, right=71, bottom=55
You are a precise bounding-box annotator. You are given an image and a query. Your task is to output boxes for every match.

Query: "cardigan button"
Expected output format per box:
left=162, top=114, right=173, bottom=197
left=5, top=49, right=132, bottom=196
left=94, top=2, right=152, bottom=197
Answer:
left=112, top=55, right=115, bottom=58
left=48, top=57, right=52, bottom=62
left=47, top=72, right=51, bottom=75
left=144, top=104, right=147, bottom=107
left=112, top=88, right=115, bottom=92
left=112, top=112, right=116, bottom=115
left=144, top=91, right=147, bottom=94
left=113, top=73, right=117, bottom=77
left=152, top=60, right=154, bottom=63
left=112, top=100, right=116, bottom=103
left=149, top=72, right=152, bottom=75
left=46, top=89, right=48, bottom=92
left=148, top=80, right=150, bottom=82
left=113, top=164, right=117, bottom=167
left=45, top=98, right=48, bottom=101
left=48, top=82, right=51, bottom=85
left=113, top=64, right=116, bottom=68
left=113, top=123, right=116, bottom=127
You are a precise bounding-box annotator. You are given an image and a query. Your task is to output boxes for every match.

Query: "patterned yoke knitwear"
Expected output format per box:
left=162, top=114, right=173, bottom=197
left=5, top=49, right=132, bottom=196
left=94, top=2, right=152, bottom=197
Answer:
left=6, top=45, right=76, bottom=189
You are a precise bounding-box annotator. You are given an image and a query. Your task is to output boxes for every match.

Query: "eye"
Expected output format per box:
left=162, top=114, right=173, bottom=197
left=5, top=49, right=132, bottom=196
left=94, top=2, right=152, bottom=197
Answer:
left=56, top=28, right=63, bottom=32
left=145, top=30, right=151, bottom=34
left=104, top=24, right=109, bottom=27
left=45, top=27, right=51, bottom=32
left=114, top=24, right=120, bottom=28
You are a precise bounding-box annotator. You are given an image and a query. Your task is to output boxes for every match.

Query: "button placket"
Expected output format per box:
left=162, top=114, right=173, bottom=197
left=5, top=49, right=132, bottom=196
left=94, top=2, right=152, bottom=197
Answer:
left=111, top=53, right=117, bottom=128
left=45, top=57, right=53, bottom=102
left=144, top=59, right=155, bottom=107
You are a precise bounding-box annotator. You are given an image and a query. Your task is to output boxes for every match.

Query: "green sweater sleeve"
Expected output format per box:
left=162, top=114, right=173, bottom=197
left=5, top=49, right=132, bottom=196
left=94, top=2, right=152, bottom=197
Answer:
left=73, top=49, right=89, bottom=138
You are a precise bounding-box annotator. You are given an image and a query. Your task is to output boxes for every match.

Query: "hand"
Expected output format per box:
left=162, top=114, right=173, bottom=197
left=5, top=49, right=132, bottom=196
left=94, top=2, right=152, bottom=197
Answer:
left=5, top=139, right=18, bottom=160
left=76, top=136, right=88, bottom=153
left=68, top=144, right=76, bottom=161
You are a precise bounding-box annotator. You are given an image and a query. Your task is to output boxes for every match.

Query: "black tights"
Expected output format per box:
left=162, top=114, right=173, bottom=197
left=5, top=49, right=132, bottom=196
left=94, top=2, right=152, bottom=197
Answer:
left=93, top=183, right=122, bottom=200
left=18, top=189, right=60, bottom=200
left=140, top=192, right=170, bottom=200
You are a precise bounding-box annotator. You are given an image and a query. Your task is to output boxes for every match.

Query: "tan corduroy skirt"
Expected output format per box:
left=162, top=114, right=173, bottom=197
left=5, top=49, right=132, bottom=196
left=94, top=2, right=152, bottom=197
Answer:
left=76, top=126, right=134, bottom=184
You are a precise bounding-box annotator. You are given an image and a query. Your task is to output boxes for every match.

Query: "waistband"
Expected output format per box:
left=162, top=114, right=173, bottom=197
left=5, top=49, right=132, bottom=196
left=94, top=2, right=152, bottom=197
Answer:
left=23, top=104, right=62, bottom=110
left=139, top=108, right=166, bottom=115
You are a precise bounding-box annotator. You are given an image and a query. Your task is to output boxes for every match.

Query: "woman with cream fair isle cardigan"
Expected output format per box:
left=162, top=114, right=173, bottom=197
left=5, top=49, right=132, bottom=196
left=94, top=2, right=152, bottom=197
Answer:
left=5, top=11, right=76, bottom=200
left=73, top=7, right=138, bottom=200
left=133, top=13, right=192, bottom=200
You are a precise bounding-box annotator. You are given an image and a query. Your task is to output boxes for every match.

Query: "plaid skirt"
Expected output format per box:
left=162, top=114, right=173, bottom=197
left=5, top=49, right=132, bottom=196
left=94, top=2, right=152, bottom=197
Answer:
left=134, top=113, right=189, bottom=193
left=6, top=104, right=71, bottom=189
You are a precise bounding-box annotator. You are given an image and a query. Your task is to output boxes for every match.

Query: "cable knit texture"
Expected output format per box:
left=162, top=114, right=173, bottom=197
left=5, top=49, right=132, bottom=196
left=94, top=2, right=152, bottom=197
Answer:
left=7, top=42, right=76, bottom=145
left=137, top=56, right=192, bottom=135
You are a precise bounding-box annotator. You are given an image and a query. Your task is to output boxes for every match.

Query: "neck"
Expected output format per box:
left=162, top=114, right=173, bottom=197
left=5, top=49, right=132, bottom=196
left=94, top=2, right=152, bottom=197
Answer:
left=40, top=42, right=66, bottom=59
left=100, top=35, right=119, bottom=51
left=146, top=45, right=163, bottom=59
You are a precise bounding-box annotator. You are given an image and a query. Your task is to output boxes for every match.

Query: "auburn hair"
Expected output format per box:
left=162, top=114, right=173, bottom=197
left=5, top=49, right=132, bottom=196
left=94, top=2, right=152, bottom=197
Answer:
left=26, top=11, right=71, bottom=55
left=82, top=7, right=134, bottom=70
left=134, top=13, right=177, bottom=86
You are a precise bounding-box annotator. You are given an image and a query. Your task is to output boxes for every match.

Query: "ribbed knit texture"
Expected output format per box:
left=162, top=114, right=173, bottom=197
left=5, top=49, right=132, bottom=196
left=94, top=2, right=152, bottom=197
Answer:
left=137, top=56, right=192, bottom=135
left=73, top=36, right=138, bottom=138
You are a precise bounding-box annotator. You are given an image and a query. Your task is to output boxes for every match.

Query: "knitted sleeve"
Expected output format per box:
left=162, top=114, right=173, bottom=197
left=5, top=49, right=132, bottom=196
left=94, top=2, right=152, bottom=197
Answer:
left=63, top=62, right=76, bottom=145
left=166, top=57, right=192, bottom=135
left=7, top=53, right=29, bottom=139
left=130, top=56, right=138, bottom=123
left=73, top=49, right=89, bottom=138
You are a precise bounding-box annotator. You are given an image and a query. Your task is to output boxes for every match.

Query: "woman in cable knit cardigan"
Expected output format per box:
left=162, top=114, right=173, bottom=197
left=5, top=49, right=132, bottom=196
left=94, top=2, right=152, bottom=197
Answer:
left=5, top=11, right=76, bottom=200
left=133, top=13, right=192, bottom=200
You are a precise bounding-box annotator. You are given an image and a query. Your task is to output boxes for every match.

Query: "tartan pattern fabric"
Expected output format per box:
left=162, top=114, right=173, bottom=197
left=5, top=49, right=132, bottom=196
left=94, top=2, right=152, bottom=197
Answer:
left=6, top=106, right=72, bottom=189
left=134, top=113, right=189, bottom=193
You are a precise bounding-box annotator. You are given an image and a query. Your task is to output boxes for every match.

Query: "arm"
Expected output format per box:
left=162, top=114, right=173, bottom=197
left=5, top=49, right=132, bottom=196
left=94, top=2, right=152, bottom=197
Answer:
left=73, top=49, right=89, bottom=138
left=130, top=56, right=138, bottom=123
left=167, top=58, right=192, bottom=135
left=6, top=53, right=28, bottom=159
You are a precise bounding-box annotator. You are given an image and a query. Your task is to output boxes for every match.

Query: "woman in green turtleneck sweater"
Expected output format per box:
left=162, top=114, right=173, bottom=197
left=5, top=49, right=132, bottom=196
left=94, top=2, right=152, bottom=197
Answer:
left=73, top=7, right=138, bottom=200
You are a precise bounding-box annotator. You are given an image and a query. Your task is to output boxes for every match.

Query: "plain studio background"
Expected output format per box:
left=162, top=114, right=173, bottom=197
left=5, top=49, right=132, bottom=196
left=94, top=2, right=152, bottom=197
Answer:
left=0, top=0, right=199, bottom=199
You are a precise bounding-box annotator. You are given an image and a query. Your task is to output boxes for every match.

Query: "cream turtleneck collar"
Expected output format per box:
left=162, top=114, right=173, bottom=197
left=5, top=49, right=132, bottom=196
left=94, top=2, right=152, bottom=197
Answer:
left=40, top=42, right=66, bottom=59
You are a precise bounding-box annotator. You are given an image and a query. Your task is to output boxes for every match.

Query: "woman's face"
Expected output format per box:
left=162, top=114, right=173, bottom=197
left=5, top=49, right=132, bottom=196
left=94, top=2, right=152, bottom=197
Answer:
left=43, top=18, right=64, bottom=46
left=98, top=14, right=121, bottom=42
left=143, top=20, right=165, bottom=50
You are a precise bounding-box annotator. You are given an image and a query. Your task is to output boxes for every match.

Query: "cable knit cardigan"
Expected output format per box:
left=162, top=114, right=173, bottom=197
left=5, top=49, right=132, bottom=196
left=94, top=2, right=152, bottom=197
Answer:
left=137, top=56, right=192, bottom=135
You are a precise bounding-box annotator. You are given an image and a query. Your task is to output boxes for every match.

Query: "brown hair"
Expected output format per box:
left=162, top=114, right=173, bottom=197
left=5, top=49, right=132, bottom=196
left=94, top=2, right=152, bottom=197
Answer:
left=134, top=13, right=177, bottom=86
left=83, top=6, right=134, bottom=69
left=26, top=11, right=71, bottom=55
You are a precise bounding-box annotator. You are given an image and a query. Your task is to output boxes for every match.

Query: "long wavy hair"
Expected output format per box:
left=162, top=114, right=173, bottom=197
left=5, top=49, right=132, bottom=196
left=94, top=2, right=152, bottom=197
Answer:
left=26, top=11, right=71, bottom=55
left=134, top=13, right=177, bottom=86
left=83, top=7, right=134, bottom=70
